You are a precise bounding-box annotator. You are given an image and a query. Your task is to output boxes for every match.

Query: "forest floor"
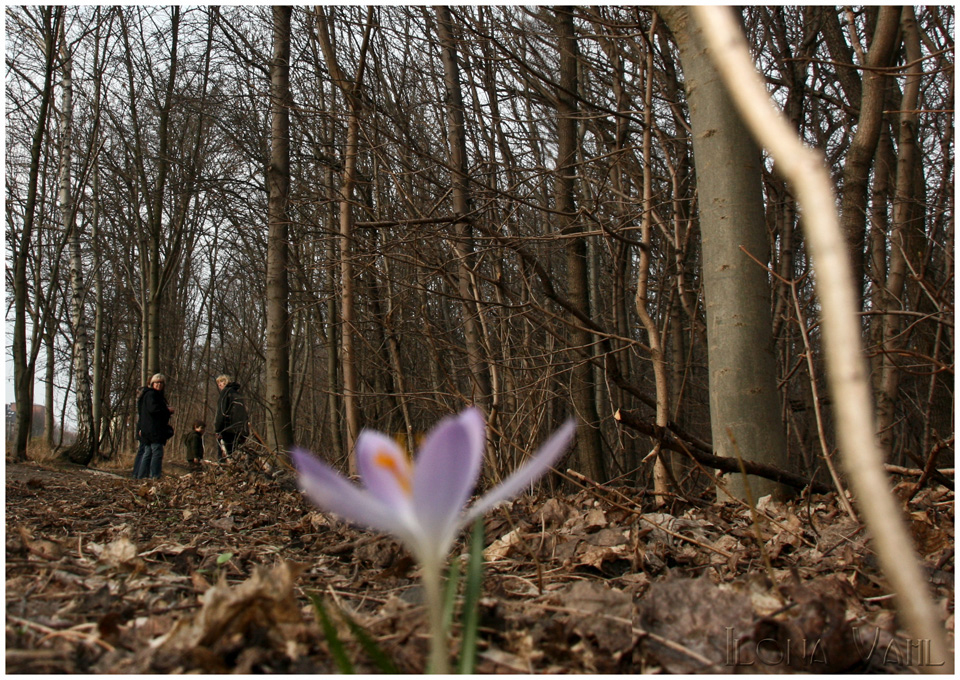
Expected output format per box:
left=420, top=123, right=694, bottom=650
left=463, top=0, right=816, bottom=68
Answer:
left=4, top=454, right=955, bottom=674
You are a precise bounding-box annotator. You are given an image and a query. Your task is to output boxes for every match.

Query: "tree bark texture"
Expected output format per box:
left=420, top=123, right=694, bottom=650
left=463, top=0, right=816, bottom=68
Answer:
left=60, top=40, right=96, bottom=464
left=265, top=5, right=294, bottom=457
left=660, top=6, right=789, bottom=500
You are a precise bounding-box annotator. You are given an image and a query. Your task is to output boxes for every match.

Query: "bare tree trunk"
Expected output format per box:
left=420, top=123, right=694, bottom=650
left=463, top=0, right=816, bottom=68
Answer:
left=339, top=77, right=362, bottom=473
left=434, top=6, right=491, bottom=410
left=836, top=7, right=902, bottom=311
left=337, top=71, right=362, bottom=471
left=90, top=9, right=106, bottom=457
left=120, top=6, right=180, bottom=381
left=867, top=127, right=896, bottom=390
left=202, top=243, right=218, bottom=417
left=325, top=169, right=343, bottom=456
left=634, top=15, right=672, bottom=501
left=265, top=5, right=294, bottom=457
left=12, top=7, right=61, bottom=462
left=305, top=24, right=344, bottom=456
left=314, top=7, right=375, bottom=472
left=553, top=8, right=603, bottom=481
left=817, top=7, right=861, bottom=107
left=875, top=7, right=920, bottom=456
left=91, top=160, right=105, bottom=455
left=148, top=11, right=179, bottom=378
left=585, top=11, right=637, bottom=464
left=44, top=317, right=56, bottom=449
left=59, top=38, right=96, bottom=464
left=659, top=6, right=789, bottom=500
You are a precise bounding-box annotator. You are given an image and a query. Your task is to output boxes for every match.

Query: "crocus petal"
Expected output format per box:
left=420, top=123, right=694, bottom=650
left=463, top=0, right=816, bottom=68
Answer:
left=412, top=408, right=486, bottom=544
left=292, top=448, right=415, bottom=540
left=464, top=419, right=576, bottom=524
left=356, top=430, right=414, bottom=511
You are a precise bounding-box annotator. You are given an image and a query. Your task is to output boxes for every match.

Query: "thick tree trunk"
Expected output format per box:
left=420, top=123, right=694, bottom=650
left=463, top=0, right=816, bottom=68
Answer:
left=60, top=41, right=96, bottom=465
left=265, top=5, right=294, bottom=458
left=660, top=6, right=789, bottom=500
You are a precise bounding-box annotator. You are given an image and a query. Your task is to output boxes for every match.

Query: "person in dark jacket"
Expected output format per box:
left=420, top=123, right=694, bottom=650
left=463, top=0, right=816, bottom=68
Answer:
left=215, top=374, right=248, bottom=460
left=137, top=373, right=174, bottom=478
left=183, top=419, right=206, bottom=469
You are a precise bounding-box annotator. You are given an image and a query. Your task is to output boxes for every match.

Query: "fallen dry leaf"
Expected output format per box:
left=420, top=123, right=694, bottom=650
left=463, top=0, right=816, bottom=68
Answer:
left=100, top=537, right=139, bottom=568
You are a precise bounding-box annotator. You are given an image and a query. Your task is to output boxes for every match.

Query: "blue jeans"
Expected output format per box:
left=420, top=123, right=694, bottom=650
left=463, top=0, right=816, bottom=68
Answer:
left=133, top=441, right=146, bottom=478
left=141, top=442, right=165, bottom=478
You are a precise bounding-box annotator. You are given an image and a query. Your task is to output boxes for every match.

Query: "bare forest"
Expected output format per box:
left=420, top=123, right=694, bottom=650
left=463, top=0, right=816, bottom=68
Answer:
left=5, top=6, right=954, bottom=674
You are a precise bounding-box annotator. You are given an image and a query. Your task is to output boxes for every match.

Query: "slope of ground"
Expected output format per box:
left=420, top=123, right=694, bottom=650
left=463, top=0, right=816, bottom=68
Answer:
left=5, top=459, right=954, bottom=673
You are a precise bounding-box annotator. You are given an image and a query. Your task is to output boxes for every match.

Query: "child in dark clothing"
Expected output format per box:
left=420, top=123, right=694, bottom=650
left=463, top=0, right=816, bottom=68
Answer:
left=184, top=420, right=206, bottom=469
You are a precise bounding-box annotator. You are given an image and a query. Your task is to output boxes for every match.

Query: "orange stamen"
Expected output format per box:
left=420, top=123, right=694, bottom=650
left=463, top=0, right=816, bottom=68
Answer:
left=375, top=450, right=412, bottom=495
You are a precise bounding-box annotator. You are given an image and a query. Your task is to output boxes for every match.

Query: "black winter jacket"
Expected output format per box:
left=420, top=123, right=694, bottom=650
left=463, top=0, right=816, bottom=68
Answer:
left=183, top=430, right=204, bottom=462
left=139, top=387, right=172, bottom=444
left=215, top=382, right=248, bottom=437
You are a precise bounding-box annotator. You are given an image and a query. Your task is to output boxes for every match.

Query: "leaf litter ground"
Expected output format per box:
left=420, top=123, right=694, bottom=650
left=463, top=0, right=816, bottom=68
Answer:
left=5, top=459, right=954, bottom=673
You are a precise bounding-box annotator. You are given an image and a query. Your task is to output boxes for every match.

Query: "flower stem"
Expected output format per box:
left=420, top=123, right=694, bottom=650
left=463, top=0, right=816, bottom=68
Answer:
left=421, top=556, right=449, bottom=674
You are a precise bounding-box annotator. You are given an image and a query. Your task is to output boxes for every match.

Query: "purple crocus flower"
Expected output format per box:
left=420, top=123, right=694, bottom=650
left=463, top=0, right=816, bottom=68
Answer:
left=292, top=408, right=575, bottom=673
left=292, top=407, right=575, bottom=568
